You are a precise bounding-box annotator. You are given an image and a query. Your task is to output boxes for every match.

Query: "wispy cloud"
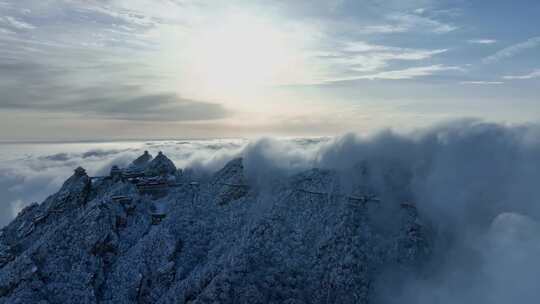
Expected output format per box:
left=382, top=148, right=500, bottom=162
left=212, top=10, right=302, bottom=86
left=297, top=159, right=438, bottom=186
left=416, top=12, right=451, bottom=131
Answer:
left=483, top=36, right=540, bottom=64
left=468, top=39, right=497, bottom=45
left=0, top=68, right=229, bottom=122
left=360, top=24, right=409, bottom=34
left=502, top=69, right=540, bottom=80
left=460, top=81, right=504, bottom=85
left=338, top=41, right=447, bottom=68
left=0, top=16, right=34, bottom=31
left=368, top=12, right=458, bottom=34
left=332, top=65, right=462, bottom=81
left=313, top=41, right=450, bottom=83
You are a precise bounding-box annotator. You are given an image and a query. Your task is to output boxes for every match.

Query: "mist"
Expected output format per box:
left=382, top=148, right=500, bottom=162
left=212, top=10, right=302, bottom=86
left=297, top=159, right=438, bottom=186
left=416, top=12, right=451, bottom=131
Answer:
left=235, top=120, right=540, bottom=303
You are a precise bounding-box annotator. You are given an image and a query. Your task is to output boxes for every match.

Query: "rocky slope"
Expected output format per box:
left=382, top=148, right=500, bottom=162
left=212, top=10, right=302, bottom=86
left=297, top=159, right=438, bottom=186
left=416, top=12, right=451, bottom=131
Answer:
left=0, top=152, right=430, bottom=304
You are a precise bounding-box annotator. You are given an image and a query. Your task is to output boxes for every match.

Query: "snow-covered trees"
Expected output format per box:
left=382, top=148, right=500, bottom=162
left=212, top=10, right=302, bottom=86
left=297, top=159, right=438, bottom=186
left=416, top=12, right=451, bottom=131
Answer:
left=0, top=152, right=429, bottom=303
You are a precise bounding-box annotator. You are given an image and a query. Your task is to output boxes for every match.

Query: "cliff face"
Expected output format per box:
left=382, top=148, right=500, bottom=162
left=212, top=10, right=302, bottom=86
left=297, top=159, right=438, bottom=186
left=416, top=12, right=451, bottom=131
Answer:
left=0, top=153, right=430, bottom=304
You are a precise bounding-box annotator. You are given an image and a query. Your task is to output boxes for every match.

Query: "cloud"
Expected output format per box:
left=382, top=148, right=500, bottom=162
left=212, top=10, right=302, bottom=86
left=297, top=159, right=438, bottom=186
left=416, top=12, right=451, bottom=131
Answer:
left=360, top=24, right=409, bottom=34
left=0, top=61, right=229, bottom=122
left=335, top=121, right=540, bottom=304
left=468, top=39, right=497, bottom=44
left=39, top=153, right=71, bottom=162
left=502, top=69, right=540, bottom=80
left=342, top=42, right=447, bottom=60
left=335, top=64, right=462, bottom=81
left=233, top=120, right=540, bottom=304
left=1, top=0, right=536, bottom=141
left=361, top=12, right=458, bottom=34
left=317, top=42, right=450, bottom=82
left=0, top=16, right=35, bottom=31
left=0, top=1, right=232, bottom=124
left=1, top=0, right=460, bottom=91
left=483, top=36, right=540, bottom=64
left=242, top=137, right=326, bottom=187
left=77, top=93, right=230, bottom=122
left=460, top=81, right=504, bottom=85
left=81, top=149, right=131, bottom=159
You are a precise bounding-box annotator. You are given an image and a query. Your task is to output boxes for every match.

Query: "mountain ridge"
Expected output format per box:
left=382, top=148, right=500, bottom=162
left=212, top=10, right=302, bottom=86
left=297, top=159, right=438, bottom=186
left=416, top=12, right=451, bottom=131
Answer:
left=0, top=151, right=430, bottom=304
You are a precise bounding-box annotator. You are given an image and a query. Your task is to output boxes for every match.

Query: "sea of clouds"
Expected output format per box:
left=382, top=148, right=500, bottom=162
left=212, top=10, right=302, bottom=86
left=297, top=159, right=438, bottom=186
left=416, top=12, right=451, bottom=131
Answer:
left=1, top=120, right=540, bottom=303
left=0, top=138, right=246, bottom=226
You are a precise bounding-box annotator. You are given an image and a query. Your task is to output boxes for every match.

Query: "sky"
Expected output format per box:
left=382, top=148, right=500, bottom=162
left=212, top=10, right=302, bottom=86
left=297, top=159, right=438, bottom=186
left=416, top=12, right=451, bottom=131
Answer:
left=0, top=0, right=539, bottom=141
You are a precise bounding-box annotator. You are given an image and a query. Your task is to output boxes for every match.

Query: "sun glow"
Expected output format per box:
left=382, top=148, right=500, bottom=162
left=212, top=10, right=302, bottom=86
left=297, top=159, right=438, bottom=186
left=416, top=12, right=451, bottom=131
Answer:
left=180, top=12, right=311, bottom=96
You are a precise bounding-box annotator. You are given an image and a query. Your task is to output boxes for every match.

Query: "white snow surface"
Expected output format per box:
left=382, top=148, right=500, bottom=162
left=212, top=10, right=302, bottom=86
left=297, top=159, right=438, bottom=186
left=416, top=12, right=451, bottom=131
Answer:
left=0, top=152, right=428, bottom=303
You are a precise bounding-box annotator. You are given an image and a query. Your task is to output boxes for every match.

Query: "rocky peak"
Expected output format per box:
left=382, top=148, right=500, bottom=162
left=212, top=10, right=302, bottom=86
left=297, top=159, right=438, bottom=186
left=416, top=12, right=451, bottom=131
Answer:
left=50, top=166, right=91, bottom=209
left=212, top=157, right=245, bottom=185
left=62, top=166, right=90, bottom=190
left=130, top=150, right=153, bottom=170
left=0, top=152, right=431, bottom=304
left=211, top=158, right=249, bottom=205
left=74, top=166, right=87, bottom=177
left=144, top=151, right=176, bottom=176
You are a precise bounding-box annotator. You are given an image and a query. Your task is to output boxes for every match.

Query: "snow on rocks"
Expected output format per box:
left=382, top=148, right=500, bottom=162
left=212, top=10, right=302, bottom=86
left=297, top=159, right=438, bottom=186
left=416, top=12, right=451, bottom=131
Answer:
left=0, top=152, right=431, bottom=304
left=211, top=157, right=249, bottom=205
left=144, top=152, right=177, bottom=177
left=130, top=151, right=153, bottom=171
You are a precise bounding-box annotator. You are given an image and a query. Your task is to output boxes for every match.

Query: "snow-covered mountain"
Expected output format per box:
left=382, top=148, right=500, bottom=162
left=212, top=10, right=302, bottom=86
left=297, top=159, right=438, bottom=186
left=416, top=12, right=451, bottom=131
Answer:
left=0, top=151, right=430, bottom=304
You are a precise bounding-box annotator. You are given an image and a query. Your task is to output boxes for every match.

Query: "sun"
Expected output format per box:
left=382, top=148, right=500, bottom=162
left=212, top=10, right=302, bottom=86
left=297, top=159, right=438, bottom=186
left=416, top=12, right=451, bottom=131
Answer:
left=181, top=12, right=307, bottom=96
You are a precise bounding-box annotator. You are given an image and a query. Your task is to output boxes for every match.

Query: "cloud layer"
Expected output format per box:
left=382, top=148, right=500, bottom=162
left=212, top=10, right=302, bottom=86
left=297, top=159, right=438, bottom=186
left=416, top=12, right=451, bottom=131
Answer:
left=503, top=69, right=540, bottom=80
left=236, top=120, right=540, bottom=303
left=483, top=36, right=540, bottom=64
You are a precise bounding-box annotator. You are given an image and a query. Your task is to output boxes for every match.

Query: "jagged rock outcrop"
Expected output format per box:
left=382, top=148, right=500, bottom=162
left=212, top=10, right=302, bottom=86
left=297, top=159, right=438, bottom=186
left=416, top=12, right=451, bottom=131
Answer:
left=211, top=158, right=249, bottom=205
left=129, top=151, right=153, bottom=171
left=0, top=153, right=431, bottom=304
